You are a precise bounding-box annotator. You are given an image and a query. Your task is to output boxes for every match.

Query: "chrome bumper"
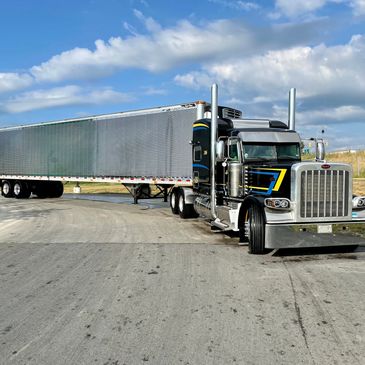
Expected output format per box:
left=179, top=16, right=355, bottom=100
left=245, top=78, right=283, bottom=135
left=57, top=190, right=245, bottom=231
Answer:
left=265, top=221, right=365, bottom=249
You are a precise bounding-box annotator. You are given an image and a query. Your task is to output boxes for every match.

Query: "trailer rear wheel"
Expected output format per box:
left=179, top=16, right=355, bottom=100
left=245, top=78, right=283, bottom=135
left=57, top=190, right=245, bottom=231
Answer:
left=13, top=180, right=31, bottom=199
left=178, top=191, right=197, bottom=219
left=1, top=180, right=14, bottom=198
left=33, top=182, right=49, bottom=199
left=170, top=189, right=179, bottom=214
left=48, top=181, right=64, bottom=198
left=247, top=204, right=266, bottom=255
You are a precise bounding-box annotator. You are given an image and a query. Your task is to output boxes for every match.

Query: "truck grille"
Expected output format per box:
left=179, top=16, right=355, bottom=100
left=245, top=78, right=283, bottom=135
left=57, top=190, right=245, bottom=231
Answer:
left=300, top=170, right=350, bottom=218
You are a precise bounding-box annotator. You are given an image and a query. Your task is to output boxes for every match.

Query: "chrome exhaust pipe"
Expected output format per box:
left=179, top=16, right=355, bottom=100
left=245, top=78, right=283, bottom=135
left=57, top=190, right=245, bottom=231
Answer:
left=288, top=88, right=296, bottom=131
left=196, top=100, right=206, bottom=120
left=210, top=84, right=218, bottom=219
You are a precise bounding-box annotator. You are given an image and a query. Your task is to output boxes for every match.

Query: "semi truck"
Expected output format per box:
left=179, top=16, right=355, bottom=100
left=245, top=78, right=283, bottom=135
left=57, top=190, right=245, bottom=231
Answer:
left=1, top=84, right=364, bottom=253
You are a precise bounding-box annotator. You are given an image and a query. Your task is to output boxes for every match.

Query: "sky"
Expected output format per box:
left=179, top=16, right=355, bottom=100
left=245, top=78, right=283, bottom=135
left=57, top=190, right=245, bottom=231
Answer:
left=0, top=0, right=365, bottom=151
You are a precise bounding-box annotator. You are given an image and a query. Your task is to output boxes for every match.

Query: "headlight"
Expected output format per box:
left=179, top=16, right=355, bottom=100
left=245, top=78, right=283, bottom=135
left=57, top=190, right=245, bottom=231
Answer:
left=264, top=198, right=291, bottom=210
left=353, top=196, right=365, bottom=209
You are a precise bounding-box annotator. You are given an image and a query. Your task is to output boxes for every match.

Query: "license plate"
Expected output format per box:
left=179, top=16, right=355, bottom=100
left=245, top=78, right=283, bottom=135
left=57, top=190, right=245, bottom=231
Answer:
left=318, top=224, right=333, bottom=234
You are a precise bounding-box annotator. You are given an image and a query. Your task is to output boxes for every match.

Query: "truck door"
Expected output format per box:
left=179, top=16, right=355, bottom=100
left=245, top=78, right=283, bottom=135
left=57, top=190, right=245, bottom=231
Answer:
left=192, top=120, right=210, bottom=186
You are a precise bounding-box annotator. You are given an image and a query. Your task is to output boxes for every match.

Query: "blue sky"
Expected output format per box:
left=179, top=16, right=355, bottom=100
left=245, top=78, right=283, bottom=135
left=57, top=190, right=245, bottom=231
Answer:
left=0, top=0, right=365, bottom=150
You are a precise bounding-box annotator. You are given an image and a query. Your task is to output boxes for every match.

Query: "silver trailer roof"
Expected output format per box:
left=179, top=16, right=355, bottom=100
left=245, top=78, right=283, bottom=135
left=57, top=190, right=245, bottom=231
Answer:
left=0, top=102, right=204, bottom=132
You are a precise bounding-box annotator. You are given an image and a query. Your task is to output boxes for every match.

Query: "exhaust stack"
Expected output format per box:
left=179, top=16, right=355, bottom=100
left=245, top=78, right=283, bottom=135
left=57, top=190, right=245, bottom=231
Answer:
left=288, top=88, right=296, bottom=131
left=210, top=84, right=218, bottom=219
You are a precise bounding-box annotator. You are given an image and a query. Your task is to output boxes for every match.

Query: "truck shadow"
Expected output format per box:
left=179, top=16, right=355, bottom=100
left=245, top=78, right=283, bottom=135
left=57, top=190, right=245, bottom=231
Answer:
left=273, top=245, right=365, bottom=260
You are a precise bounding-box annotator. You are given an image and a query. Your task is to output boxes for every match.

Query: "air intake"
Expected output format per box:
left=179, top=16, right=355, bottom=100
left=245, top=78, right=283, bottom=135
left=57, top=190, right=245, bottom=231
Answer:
left=219, top=107, right=242, bottom=119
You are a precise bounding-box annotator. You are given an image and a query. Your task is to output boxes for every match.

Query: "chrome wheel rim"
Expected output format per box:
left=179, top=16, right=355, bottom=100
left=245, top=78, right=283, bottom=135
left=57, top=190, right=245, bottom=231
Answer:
left=171, top=193, right=176, bottom=209
left=14, top=183, right=21, bottom=196
left=3, top=183, right=10, bottom=195
left=179, top=195, right=184, bottom=213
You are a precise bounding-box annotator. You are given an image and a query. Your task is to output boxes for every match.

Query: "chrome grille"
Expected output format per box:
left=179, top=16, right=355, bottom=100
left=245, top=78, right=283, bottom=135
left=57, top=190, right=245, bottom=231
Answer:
left=300, top=170, right=350, bottom=218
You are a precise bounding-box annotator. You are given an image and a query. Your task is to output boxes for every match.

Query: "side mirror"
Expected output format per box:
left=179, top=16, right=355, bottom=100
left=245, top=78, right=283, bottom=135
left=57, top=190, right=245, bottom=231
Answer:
left=316, top=140, right=325, bottom=161
left=216, top=140, right=225, bottom=161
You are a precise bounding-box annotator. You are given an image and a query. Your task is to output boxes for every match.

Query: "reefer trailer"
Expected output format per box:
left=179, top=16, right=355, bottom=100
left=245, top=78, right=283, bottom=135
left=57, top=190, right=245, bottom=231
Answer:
left=0, top=101, right=238, bottom=200
left=1, top=84, right=365, bottom=254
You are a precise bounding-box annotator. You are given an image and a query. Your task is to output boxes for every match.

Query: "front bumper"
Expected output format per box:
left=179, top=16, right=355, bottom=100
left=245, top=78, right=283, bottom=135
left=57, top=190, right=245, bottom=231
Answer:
left=265, top=221, right=365, bottom=249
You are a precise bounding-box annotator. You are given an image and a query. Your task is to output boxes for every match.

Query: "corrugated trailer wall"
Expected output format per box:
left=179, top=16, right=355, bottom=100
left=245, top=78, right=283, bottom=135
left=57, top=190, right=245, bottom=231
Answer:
left=0, top=107, right=195, bottom=178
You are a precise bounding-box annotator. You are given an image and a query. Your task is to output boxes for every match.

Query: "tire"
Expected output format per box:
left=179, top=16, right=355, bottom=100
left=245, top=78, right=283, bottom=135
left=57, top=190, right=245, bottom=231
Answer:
left=178, top=191, right=198, bottom=219
left=13, top=180, right=31, bottom=199
left=47, top=181, right=64, bottom=198
left=1, top=180, right=14, bottom=198
left=247, top=204, right=266, bottom=255
left=33, top=181, right=49, bottom=199
left=170, top=189, right=179, bottom=214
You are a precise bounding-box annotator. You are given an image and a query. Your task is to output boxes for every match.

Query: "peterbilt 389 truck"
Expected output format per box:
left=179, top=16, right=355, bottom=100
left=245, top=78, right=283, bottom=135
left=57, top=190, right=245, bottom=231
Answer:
left=0, top=84, right=364, bottom=253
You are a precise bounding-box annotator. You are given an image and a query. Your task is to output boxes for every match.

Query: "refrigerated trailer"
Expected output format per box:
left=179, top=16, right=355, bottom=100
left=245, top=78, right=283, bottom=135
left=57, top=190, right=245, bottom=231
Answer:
left=0, top=101, right=240, bottom=201
left=1, top=84, right=365, bottom=253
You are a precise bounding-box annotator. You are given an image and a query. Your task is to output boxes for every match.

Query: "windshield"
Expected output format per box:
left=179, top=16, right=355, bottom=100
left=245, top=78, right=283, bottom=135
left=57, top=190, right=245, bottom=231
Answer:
left=242, top=143, right=301, bottom=162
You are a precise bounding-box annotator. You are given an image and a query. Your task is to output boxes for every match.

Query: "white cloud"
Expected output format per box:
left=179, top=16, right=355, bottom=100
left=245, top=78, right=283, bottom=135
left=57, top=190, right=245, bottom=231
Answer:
left=0, top=86, right=134, bottom=114
left=275, top=0, right=328, bottom=17
left=350, top=0, right=365, bottom=15
left=208, top=0, right=260, bottom=11
left=30, top=18, right=253, bottom=82
left=274, top=0, right=364, bottom=18
left=29, top=12, right=324, bottom=83
left=175, top=34, right=365, bottom=104
left=0, top=73, right=33, bottom=93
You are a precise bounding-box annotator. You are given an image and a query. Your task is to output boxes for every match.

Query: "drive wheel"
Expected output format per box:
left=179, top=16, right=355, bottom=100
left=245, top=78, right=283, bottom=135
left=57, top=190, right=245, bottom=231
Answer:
left=2, top=180, right=14, bottom=198
left=170, top=189, right=179, bottom=214
left=13, top=180, right=31, bottom=199
left=178, top=191, right=197, bottom=219
left=247, top=204, right=266, bottom=254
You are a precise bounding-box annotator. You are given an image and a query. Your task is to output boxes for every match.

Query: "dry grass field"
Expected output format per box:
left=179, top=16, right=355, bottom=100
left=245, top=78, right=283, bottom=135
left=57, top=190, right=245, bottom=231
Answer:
left=63, top=182, right=127, bottom=194
left=326, top=150, right=365, bottom=178
left=353, top=178, right=365, bottom=196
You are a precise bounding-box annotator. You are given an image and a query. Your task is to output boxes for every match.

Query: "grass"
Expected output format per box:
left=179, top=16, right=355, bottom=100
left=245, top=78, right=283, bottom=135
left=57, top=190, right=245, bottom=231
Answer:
left=63, top=182, right=128, bottom=194
left=326, top=150, right=365, bottom=178
left=353, top=179, right=365, bottom=196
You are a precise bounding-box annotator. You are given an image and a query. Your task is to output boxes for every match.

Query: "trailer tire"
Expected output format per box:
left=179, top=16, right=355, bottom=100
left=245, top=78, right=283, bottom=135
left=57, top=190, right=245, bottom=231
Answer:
left=33, top=182, right=49, bottom=199
left=178, top=191, right=197, bottom=219
left=13, top=180, right=31, bottom=199
left=1, top=180, right=14, bottom=198
left=247, top=204, right=266, bottom=255
left=48, top=181, right=64, bottom=198
left=170, top=189, right=179, bottom=214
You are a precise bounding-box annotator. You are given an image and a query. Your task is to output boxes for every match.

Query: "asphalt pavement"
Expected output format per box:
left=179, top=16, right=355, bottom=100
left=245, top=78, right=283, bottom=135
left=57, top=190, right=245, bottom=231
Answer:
left=0, top=194, right=364, bottom=365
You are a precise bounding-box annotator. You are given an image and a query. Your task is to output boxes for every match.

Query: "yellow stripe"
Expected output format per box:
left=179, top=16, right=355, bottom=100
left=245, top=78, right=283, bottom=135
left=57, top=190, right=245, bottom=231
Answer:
left=193, top=123, right=209, bottom=128
left=251, top=168, right=287, bottom=192
left=248, top=186, right=268, bottom=191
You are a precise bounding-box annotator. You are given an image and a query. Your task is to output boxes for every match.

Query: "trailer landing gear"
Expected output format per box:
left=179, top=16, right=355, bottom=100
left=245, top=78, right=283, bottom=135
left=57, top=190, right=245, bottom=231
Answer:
left=123, top=184, right=171, bottom=204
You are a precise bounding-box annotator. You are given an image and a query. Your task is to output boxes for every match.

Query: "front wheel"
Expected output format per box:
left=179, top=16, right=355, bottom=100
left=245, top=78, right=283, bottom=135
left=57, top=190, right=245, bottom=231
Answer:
left=246, top=205, right=266, bottom=254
